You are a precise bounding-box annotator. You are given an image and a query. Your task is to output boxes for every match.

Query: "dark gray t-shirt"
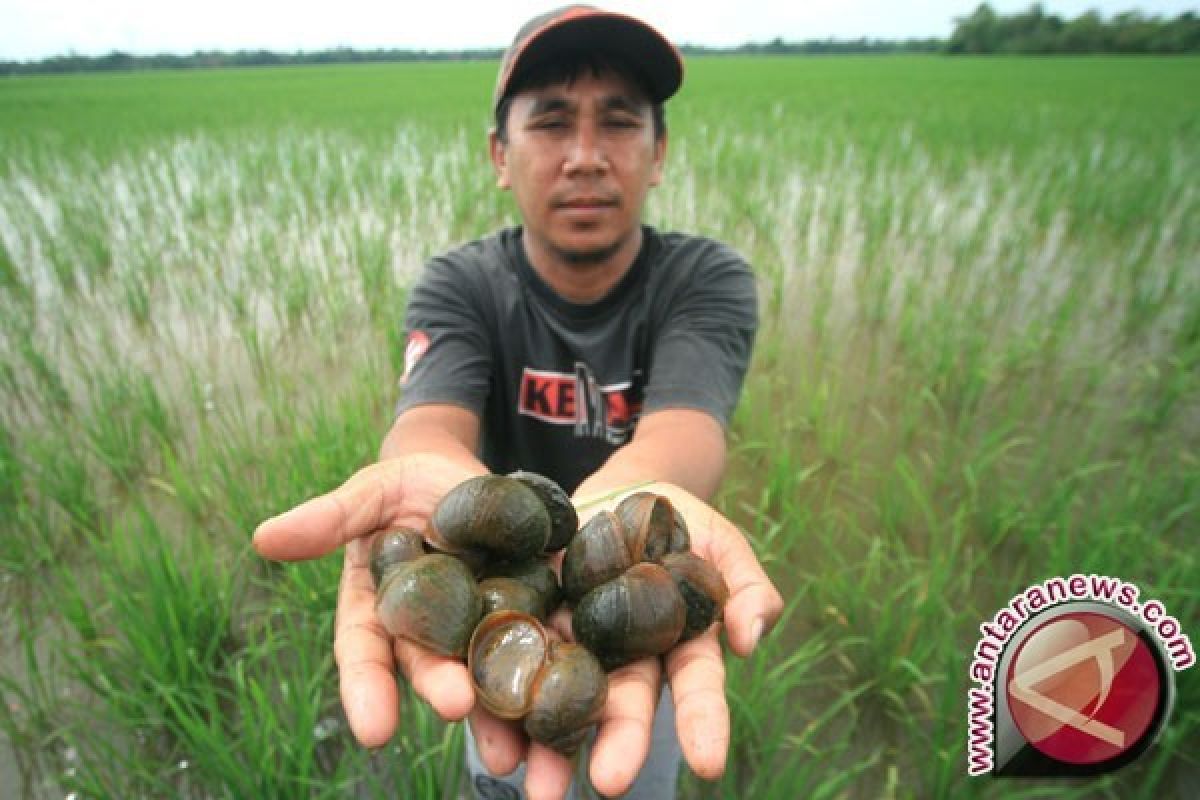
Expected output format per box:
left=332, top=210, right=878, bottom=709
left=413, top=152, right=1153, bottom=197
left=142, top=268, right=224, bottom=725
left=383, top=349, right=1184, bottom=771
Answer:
left=396, top=225, right=757, bottom=494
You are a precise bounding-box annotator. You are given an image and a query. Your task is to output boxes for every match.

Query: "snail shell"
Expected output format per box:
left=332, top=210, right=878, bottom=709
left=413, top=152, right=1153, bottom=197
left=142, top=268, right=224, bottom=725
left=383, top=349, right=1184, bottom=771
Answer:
left=478, top=559, right=562, bottom=620
left=572, top=562, right=686, bottom=671
left=561, top=494, right=691, bottom=603
left=424, top=539, right=490, bottom=576
left=614, top=492, right=690, bottom=562
left=375, top=553, right=482, bottom=657
left=524, top=642, right=608, bottom=755
left=469, top=611, right=547, bottom=719
left=428, top=475, right=551, bottom=563
left=509, top=470, right=578, bottom=552
left=561, top=511, right=635, bottom=603
left=368, top=527, right=426, bottom=587
left=661, top=552, right=729, bottom=641
left=468, top=611, right=607, bottom=754
left=479, top=577, right=547, bottom=620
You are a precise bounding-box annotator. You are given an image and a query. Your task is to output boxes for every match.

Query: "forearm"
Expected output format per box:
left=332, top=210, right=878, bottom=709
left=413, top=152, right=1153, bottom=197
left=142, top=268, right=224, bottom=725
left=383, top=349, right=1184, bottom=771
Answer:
left=379, top=405, right=488, bottom=476
left=573, top=409, right=727, bottom=503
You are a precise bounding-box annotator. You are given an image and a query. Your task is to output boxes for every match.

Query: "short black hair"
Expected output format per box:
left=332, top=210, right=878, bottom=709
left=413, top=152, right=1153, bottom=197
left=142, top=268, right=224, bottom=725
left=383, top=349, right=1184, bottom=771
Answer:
left=493, top=51, right=667, bottom=144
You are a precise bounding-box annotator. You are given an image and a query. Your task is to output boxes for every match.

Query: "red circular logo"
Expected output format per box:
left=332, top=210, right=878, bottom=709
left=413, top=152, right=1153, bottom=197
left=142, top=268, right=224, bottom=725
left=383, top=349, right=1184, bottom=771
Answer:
left=1006, top=611, right=1161, bottom=765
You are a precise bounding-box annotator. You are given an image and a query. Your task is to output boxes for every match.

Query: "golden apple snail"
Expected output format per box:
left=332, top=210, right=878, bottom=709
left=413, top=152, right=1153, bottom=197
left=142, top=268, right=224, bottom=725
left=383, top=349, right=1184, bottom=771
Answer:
left=560, top=511, right=634, bottom=604
left=509, top=470, right=579, bottom=553
left=561, top=492, right=690, bottom=603
left=369, top=475, right=722, bottom=728
left=427, top=474, right=552, bottom=562
left=468, top=611, right=607, bottom=754
left=572, top=562, right=686, bottom=670
left=478, top=558, right=562, bottom=617
left=523, top=642, right=608, bottom=754
left=613, top=491, right=690, bottom=561
left=374, top=553, right=482, bottom=657
left=371, top=474, right=570, bottom=657
left=368, top=527, right=427, bottom=586
left=478, top=576, right=547, bottom=619
left=565, top=493, right=729, bottom=670
left=661, top=551, right=730, bottom=642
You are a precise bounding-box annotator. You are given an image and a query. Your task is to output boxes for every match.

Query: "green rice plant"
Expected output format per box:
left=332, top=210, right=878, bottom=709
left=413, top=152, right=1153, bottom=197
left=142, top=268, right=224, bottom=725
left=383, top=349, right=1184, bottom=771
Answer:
left=0, top=421, right=20, bottom=529
left=1, top=55, right=1197, bottom=798
left=80, top=367, right=177, bottom=488
left=56, top=508, right=236, bottom=727
left=0, top=600, right=64, bottom=795
left=145, top=603, right=341, bottom=798
left=0, top=236, right=23, bottom=295
left=19, top=434, right=99, bottom=546
left=13, top=338, right=71, bottom=416
left=37, top=510, right=233, bottom=796
left=120, top=268, right=153, bottom=329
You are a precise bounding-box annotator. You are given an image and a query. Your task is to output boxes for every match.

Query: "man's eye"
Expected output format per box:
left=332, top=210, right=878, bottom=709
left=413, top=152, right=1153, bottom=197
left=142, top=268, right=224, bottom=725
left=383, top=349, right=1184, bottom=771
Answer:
left=605, top=116, right=641, bottom=129
left=532, top=118, right=568, bottom=129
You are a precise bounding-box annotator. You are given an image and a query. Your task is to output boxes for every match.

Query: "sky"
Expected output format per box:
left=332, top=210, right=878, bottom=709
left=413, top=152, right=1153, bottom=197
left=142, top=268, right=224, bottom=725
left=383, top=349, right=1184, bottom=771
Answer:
left=2, top=1, right=1197, bottom=61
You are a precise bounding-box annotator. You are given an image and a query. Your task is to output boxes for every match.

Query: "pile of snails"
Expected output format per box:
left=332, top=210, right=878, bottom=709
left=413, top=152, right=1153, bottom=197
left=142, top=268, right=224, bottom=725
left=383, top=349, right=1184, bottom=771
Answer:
left=368, top=471, right=729, bottom=753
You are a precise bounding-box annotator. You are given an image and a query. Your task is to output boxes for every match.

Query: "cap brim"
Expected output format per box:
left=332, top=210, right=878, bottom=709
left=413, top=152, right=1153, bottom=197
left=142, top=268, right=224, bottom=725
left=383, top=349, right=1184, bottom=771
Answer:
left=497, top=12, right=683, bottom=108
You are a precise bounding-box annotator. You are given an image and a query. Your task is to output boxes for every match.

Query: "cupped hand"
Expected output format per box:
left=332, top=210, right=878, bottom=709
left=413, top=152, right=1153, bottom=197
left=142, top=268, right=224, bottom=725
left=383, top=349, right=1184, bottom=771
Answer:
left=568, top=482, right=785, bottom=795
left=252, top=454, right=486, bottom=743
left=252, top=454, right=596, bottom=799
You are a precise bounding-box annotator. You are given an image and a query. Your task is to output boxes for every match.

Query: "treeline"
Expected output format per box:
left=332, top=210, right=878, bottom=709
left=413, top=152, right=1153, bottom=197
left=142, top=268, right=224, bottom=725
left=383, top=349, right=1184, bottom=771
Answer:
left=2, top=7, right=1198, bottom=76
left=685, top=38, right=943, bottom=55
left=0, top=47, right=505, bottom=76
left=948, top=4, right=1200, bottom=54
left=0, top=38, right=945, bottom=76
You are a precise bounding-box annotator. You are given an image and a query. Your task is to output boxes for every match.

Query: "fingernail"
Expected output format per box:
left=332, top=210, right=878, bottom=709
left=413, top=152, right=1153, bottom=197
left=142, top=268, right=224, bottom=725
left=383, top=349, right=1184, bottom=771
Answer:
left=749, top=618, right=764, bottom=650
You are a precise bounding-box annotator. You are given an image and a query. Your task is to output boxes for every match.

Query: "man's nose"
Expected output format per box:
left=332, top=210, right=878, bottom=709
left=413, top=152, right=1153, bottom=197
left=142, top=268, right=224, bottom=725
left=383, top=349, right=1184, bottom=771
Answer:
left=564, top=121, right=608, bottom=174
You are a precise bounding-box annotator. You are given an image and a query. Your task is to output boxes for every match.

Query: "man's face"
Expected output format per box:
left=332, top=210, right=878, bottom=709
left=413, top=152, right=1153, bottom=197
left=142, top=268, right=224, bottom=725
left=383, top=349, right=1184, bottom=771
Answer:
left=489, top=71, right=667, bottom=266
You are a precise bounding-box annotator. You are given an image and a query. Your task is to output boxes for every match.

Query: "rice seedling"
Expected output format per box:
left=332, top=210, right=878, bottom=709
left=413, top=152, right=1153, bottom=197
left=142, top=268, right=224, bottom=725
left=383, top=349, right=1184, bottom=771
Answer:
left=1, top=55, right=1197, bottom=798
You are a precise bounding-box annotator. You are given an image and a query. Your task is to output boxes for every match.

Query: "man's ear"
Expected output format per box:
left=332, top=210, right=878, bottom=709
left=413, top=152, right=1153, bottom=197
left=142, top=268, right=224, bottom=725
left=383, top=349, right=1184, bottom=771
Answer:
left=649, top=130, right=668, bottom=187
left=488, top=129, right=511, bottom=189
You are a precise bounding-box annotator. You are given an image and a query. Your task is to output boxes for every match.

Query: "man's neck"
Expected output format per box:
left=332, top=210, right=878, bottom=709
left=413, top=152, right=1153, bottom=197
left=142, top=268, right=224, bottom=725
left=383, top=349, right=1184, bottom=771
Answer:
left=522, top=227, right=644, bottom=304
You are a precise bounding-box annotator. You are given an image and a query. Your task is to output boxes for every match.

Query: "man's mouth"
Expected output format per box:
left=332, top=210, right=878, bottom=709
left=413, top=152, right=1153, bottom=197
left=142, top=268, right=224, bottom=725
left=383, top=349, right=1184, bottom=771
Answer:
left=555, top=195, right=619, bottom=210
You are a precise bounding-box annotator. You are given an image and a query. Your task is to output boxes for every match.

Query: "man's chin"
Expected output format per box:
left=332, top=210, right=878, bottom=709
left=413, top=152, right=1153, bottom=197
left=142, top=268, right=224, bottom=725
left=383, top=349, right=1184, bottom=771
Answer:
left=557, top=243, right=623, bottom=266
left=549, top=233, right=631, bottom=266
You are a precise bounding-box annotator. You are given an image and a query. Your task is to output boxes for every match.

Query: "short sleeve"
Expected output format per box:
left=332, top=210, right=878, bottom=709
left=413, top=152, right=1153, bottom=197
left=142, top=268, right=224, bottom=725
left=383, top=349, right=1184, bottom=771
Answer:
left=394, top=255, right=493, bottom=417
left=642, top=242, right=758, bottom=426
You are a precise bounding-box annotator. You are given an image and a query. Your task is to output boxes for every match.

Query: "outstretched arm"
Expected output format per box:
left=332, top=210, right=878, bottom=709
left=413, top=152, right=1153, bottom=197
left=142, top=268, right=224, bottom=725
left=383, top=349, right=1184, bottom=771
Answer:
left=378, top=403, right=482, bottom=466
left=574, top=407, right=728, bottom=501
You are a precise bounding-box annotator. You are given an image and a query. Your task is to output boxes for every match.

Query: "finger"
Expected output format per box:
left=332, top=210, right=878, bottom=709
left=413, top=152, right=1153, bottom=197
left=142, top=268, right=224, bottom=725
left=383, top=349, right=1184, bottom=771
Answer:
left=694, top=506, right=784, bottom=657
left=524, top=742, right=574, bottom=800
left=253, top=463, right=399, bottom=561
left=334, top=541, right=399, bottom=747
left=722, top=581, right=784, bottom=657
left=394, top=637, right=475, bottom=722
left=467, top=708, right=527, bottom=777
left=664, top=628, right=728, bottom=781
left=588, top=656, right=661, bottom=797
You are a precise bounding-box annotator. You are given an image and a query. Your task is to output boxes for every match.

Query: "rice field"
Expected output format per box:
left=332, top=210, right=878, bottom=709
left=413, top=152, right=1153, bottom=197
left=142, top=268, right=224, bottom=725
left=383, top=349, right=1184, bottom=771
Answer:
left=1, top=55, right=1197, bottom=798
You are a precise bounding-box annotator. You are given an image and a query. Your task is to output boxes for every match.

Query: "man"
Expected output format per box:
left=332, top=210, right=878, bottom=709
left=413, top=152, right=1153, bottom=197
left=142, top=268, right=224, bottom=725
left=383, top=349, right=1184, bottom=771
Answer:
left=253, top=6, right=783, bottom=799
